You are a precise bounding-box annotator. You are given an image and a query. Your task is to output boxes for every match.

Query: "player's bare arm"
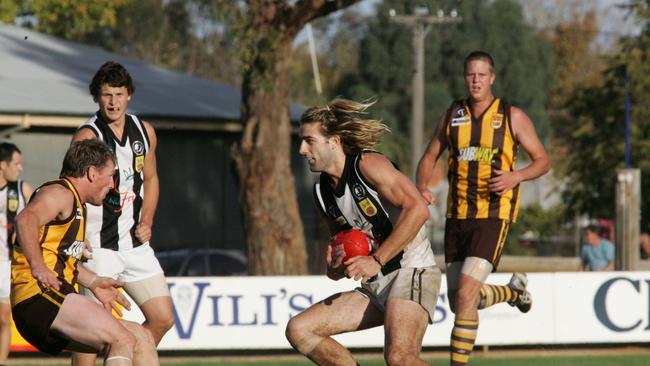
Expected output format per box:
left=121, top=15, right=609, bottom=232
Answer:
left=71, top=127, right=98, bottom=143
left=135, top=121, right=159, bottom=243
left=21, top=180, right=34, bottom=202
left=345, top=152, right=430, bottom=282
left=325, top=245, right=346, bottom=280
left=487, top=107, right=551, bottom=195
left=416, top=112, right=448, bottom=204
left=16, top=185, right=74, bottom=290
left=311, top=198, right=346, bottom=280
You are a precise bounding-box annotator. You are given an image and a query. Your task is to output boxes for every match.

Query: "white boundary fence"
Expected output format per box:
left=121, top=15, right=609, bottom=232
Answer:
left=122, top=272, right=650, bottom=350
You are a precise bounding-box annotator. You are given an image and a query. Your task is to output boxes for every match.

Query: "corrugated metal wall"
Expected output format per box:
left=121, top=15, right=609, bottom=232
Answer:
left=5, top=129, right=325, bottom=273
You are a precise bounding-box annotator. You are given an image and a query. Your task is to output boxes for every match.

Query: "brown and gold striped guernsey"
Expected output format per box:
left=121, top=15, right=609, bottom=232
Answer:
left=445, top=98, right=520, bottom=222
left=11, top=178, right=86, bottom=306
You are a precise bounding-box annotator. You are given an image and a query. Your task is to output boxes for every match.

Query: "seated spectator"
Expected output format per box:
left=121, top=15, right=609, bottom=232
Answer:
left=641, top=231, right=650, bottom=260
left=580, top=225, right=615, bottom=271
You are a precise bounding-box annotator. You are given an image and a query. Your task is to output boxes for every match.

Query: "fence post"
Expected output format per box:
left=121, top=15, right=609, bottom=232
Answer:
left=615, top=169, right=640, bottom=270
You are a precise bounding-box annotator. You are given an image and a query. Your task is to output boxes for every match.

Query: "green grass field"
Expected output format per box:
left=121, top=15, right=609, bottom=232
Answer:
left=162, top=356, right=647, bottom=366
left=10, top=354, right=650, bottom=366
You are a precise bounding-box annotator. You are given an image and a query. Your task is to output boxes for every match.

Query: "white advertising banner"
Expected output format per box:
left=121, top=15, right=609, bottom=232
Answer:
left=121, top=272, right=650, bottom=350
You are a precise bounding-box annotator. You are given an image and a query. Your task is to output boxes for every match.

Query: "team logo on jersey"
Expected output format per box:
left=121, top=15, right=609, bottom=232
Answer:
left=457, top=146, right=499, bottom=163
left=7, top=189, right=18, bottom=212
left=7, top=199, right=17, bottom=212
left=135, top=155, right=145, bottom=173
left=123, top=167, right=135, bottom=182
left=132, top=141, right=145, bottom=156
left=491, top=113, right=504, bottom=129
left=358, top=198, right=377, bottom=217
left=63, top=240, right=85, bottom=260
left=451, top=108, right=471, bottom=126
left=352, top=183, right=365, bottom=199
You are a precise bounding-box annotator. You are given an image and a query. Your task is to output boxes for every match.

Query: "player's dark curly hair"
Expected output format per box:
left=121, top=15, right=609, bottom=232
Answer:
left=89, top=61, right=135, bottom=101
left=299, top=98, right=390, bottom=156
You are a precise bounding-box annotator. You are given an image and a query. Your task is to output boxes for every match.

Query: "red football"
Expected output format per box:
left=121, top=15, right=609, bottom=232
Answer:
left=331, top=229, right=372, bottom=262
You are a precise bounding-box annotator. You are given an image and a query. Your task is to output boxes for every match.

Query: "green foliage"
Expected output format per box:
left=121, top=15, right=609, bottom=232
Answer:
left=556, top=67, right=625, bottom=220
left=545, top=11, right=602, bottom=112
left=105, top=0, right=193, bottom=69
left=25, top=0, right=129, bottom=41
left=288, top=9, right=369, bottom=106
left=11, top=0, right=241, bottom=85
left=334, top=0, right=554, bottom=169
left=505, top=203, right=574, bottom=256
left=0, top=0, right=18, bottom=23
left=197, top=1, right=289, bottom=90
left=557, top=3, right=650, bottom=227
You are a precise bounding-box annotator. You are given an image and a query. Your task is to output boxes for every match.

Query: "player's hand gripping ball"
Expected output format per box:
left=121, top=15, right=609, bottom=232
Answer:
left=331, top=229, right=373, bottom=263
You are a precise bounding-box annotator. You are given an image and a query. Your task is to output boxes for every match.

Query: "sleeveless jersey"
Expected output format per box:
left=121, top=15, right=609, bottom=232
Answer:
left=445, top=98, right=520, bottom=222
left=79, top=112, right=150, bottom=251
left=314, top=152, right=435, bottom=276
left=11, top=178, right=86, bottom=306
left=0, top=180, right=27, bottom=260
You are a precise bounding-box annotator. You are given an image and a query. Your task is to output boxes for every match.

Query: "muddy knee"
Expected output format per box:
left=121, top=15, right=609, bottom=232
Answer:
left=285, top=317, right=324, bottom=355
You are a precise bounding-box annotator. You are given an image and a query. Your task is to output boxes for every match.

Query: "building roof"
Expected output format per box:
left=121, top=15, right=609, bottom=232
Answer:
left=0, top=23, right=303, bottom=130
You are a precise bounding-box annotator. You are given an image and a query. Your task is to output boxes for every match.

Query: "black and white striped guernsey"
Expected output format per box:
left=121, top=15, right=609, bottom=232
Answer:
left=79, top=112, right=150, bottom=251
left=313, top=152, right=435, bottom=276
left=0, top=180, right=26, bottom=260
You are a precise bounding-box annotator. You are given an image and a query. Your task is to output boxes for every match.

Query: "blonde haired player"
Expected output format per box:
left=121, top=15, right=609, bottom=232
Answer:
left=286, top=98, right=441, bottom=366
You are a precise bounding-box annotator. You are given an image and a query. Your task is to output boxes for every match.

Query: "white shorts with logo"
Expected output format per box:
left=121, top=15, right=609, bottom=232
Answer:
left=0, top=259, right=10, bottom=301
left=81, top=242, right=164, bottom=283
left=357, top=265, right=442, bottom=324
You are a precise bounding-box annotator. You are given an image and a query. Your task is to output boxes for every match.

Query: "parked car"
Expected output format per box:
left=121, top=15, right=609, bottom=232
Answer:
left=155, top=248, right=248, bottom=277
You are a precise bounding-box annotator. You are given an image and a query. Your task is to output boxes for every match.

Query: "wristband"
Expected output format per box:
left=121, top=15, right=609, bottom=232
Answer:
left=371, top=254, right=383, bottom=267
left=87, top=275, right=98, bottom=291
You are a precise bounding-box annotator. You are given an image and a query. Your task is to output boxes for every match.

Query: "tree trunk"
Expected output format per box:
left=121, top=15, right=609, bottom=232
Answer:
left=232, top=0, right=359, bottom=275
left=234, top=39, right=307, bottom=275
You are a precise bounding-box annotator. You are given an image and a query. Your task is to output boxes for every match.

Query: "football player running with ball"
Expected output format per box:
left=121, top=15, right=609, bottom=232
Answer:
left=285, top=98, right=441, bottom=366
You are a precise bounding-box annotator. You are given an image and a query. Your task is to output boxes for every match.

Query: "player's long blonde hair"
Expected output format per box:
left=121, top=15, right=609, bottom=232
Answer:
left=299, top=98, right=390, bottom=156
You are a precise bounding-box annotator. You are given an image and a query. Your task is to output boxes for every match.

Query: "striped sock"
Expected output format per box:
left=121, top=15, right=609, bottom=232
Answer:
left=478, top=284, right=519, bottom=309
left=450, top=318, right=478, bottom=366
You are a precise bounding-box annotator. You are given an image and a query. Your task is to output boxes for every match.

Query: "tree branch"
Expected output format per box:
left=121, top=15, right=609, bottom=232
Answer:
left=284, top=0, right=360, bottom=37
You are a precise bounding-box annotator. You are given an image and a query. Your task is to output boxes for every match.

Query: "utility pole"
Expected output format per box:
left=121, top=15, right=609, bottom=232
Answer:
left=389, top=7, right=461, bottom=178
